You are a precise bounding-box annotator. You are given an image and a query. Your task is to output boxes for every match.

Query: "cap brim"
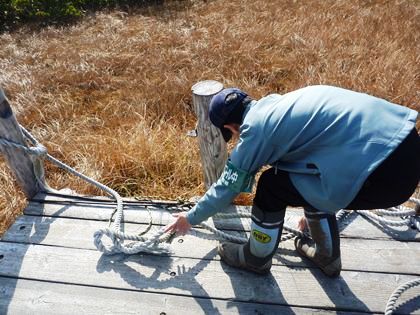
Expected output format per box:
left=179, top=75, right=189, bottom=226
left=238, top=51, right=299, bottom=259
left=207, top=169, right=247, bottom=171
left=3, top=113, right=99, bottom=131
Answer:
left=221, top=127, right=232, bottom=142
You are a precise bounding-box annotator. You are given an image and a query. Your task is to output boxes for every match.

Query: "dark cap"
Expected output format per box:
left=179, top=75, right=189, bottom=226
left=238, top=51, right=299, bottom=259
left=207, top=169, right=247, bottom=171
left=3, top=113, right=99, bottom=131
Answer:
left=209, top=88, right=248, bottom=142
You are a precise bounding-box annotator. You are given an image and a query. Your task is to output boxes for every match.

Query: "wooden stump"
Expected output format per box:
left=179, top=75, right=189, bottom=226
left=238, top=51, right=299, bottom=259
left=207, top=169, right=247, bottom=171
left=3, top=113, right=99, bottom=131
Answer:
left=192, top=81, right=227, bottom=189
left=0, top=89, right=44, bottom=198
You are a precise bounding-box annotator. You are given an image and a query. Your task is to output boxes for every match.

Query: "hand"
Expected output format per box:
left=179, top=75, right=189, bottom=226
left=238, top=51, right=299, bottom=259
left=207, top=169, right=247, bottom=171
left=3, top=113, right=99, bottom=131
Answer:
left=164, top=212, right=192, bottom=235
left=297, top=216, right=308, bottom=232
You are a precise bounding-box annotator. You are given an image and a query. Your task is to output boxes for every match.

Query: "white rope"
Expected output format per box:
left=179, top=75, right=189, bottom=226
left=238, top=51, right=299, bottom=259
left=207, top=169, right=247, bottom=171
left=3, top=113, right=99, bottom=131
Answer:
left=384, top=278, right=420, bottom=315
left=375, top=206, right=416, bottom=217
left=357, top=210, right=411, bottom=227
left=0, top=126, right=317, bottom=255
left=357, top=198, right=420, bottom=313
left=0, top=132, right=47, bottom=157
left=356, top=197, right=420, bottom=231
left=16, top=126, right=171, bottom=255
left=0, top=126, right=419, bottom=312
left=3, top=126, right=307, bottom=254
left=200, top=212, right=306, bottom=244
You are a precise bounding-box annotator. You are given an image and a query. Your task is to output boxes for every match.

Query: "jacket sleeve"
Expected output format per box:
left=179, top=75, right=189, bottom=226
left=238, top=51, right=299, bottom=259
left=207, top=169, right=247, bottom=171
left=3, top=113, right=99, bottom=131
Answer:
left=186, top=123, right=274, bottom=225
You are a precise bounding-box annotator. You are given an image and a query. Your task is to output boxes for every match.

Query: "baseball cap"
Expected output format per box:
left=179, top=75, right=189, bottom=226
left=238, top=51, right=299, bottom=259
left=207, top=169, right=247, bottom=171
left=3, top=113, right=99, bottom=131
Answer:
left=209, top=88, right=248, bottom=142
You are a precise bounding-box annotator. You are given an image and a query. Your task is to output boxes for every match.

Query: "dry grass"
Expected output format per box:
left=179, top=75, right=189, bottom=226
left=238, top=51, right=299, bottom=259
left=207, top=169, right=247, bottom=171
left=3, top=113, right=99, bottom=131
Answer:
left=0, top=0, right=419, bottom=235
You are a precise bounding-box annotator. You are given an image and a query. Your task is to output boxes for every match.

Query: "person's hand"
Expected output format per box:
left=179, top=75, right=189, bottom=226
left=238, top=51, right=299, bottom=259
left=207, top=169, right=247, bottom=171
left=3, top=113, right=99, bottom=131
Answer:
left=164, top=211, right=192, bottom=235
left=297, top=216, right=308, bottom=232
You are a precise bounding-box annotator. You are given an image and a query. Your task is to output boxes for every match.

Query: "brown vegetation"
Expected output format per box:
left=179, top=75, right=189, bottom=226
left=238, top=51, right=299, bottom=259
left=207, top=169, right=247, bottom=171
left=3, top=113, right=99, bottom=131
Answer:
left=0, top=0, right=419, bottom=235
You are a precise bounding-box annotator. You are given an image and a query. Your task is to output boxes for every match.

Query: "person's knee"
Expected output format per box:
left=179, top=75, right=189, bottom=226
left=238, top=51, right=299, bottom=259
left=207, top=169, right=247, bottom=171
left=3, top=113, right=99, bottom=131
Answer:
left=257, top=168, right=276, bottom=189
left=254, top=169, right=275, bottom=209
left=254, top=168, right=291, bottom=211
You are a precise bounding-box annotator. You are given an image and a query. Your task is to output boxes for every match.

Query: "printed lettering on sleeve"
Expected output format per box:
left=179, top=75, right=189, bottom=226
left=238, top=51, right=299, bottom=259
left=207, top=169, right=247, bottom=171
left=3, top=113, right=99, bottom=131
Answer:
left=220, top=160, right=255, bottom=193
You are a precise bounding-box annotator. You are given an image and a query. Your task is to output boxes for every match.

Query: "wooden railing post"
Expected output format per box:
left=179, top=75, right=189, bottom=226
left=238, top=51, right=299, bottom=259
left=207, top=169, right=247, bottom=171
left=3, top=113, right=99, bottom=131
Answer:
left=192, top=80, right=227, bottom=189
left=0, top=89, right=45, bottom=198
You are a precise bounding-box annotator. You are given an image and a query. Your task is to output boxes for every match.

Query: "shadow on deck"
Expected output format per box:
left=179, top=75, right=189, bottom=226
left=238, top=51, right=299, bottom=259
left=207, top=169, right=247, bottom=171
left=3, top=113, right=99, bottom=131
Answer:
left=0, top=192, right=419, bottom=314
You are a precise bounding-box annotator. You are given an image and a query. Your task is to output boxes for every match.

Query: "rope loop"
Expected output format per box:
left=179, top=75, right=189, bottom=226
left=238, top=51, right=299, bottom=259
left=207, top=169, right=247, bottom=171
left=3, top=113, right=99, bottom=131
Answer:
left=93, top=228, right=117, bottom=255
left=0, top=128, right=47, bottom=158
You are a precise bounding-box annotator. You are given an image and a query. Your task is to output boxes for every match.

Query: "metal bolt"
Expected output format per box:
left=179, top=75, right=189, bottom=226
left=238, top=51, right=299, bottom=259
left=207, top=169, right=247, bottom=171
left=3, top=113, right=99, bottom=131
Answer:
left=186, top=129, right=197, bottom=137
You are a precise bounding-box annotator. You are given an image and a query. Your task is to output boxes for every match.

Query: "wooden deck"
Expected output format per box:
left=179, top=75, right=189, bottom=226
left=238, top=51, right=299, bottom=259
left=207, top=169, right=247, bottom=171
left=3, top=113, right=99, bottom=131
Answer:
left=0, top=192, right=419, bottom=314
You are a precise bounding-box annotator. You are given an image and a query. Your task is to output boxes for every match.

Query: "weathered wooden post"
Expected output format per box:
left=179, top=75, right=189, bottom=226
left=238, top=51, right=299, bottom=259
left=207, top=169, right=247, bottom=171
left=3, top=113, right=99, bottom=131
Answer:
left=192, top=80, right=227, bottom=188
left=0, top=89, right=46, bottom=198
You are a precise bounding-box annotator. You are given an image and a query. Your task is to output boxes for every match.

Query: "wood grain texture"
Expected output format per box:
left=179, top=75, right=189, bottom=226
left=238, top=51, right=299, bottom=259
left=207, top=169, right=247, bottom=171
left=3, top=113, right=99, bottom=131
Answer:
left=2, top=215, right=420, bottom=275
left=1, top=277, right=366, bottom=315
left=0, top=241, right=419, bottom=313
left=2, top=194, right=420, bottom=314
left=24, top=196, right=420, bottom=242
left=192, top=80, right=227, bottom=188
left=0, top=89, right=43, bottom=198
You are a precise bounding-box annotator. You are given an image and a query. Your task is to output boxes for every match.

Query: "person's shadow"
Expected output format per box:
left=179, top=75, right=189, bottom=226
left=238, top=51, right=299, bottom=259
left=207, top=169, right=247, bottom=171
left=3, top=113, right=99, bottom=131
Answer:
left=307, top=268, right=370, bottom=313
left=221, top=208, right=369, bottom=314
left=96, top=247, right=225, bottom=314
left=220, top=262, right=297, bottom=314
left=94, top=207, right=375, bottom=314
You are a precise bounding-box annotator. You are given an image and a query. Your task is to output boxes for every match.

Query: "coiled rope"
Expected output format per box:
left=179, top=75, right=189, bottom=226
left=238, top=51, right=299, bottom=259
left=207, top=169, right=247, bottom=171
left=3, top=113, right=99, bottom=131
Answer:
left=0, top=126, right=419, bottom=314
left=357, top=201, right=420, bottom=230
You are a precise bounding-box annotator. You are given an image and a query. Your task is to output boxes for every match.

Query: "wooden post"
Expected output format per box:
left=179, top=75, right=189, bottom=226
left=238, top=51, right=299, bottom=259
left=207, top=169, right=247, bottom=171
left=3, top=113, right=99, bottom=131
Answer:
left=0, top=89, right=45, bottom=198
left=192, top=80, right=227, bottom=189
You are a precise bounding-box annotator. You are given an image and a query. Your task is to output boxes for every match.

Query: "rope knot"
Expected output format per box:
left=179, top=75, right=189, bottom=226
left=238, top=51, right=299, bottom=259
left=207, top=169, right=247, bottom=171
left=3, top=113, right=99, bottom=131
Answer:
left=28, top=144, right=47, bottom=157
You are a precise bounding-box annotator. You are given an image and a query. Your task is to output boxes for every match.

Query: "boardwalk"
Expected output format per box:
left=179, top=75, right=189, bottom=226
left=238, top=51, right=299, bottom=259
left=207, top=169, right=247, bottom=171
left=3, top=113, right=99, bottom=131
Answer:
left=1, top=192, right=419, bottom=314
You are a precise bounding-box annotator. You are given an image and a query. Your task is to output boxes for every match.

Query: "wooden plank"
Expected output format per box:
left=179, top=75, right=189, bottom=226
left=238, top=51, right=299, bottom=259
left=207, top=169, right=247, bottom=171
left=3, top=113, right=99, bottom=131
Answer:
left=32, top=191, right=191, bottom=206
left=24, top=200, right=420, bottom=242
left=1, top=277, right=338, bottom=315
left=2, top=215, right=420, bottom=276
left=0, top=242, right=418, bottom=313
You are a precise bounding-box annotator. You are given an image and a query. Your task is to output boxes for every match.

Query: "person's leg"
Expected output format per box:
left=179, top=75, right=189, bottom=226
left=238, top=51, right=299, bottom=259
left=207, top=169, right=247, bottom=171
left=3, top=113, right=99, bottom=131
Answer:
left=294, top=207, right=341, bottom=277
left=217, top=203, right=284, bottom=274
left=346, top=128, right=420, bottom=210
left=218, top=168, right=311, bottom=274
left=294, top=128, right=420, bottom=277
left=295, top=129, right=420, bottom=277
left=249, top=168, right=342, bottom=277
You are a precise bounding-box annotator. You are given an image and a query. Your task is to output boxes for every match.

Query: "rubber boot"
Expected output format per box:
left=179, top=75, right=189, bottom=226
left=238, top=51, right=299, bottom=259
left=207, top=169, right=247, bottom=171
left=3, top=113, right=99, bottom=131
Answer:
left=294, top=208, right=341, bottom=277
left=218, top=205, right=284, bottom=275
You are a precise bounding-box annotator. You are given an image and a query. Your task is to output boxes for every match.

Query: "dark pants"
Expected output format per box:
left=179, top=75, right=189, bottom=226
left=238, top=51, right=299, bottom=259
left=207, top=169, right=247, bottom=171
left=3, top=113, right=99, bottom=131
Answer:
left=254, top=128, right=420, bottom=213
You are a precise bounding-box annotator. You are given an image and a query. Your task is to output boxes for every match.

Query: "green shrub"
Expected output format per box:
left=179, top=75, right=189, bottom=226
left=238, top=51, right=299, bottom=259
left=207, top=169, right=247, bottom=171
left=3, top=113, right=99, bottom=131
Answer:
left=0, top=0, right=152, bottom=30
left=0, top=1, right=14, bottom=27
left=12, top=0, right=83, bottom=18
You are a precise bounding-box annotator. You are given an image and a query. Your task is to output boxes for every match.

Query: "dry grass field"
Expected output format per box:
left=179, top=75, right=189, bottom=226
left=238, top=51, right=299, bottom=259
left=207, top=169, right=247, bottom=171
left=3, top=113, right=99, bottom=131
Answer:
left=0, top=0, right=419, bottom=236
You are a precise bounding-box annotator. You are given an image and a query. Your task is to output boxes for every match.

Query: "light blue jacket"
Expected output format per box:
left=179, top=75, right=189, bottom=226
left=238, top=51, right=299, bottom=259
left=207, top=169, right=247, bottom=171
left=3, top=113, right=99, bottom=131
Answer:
left=186, top=85, right=418, bottom=225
